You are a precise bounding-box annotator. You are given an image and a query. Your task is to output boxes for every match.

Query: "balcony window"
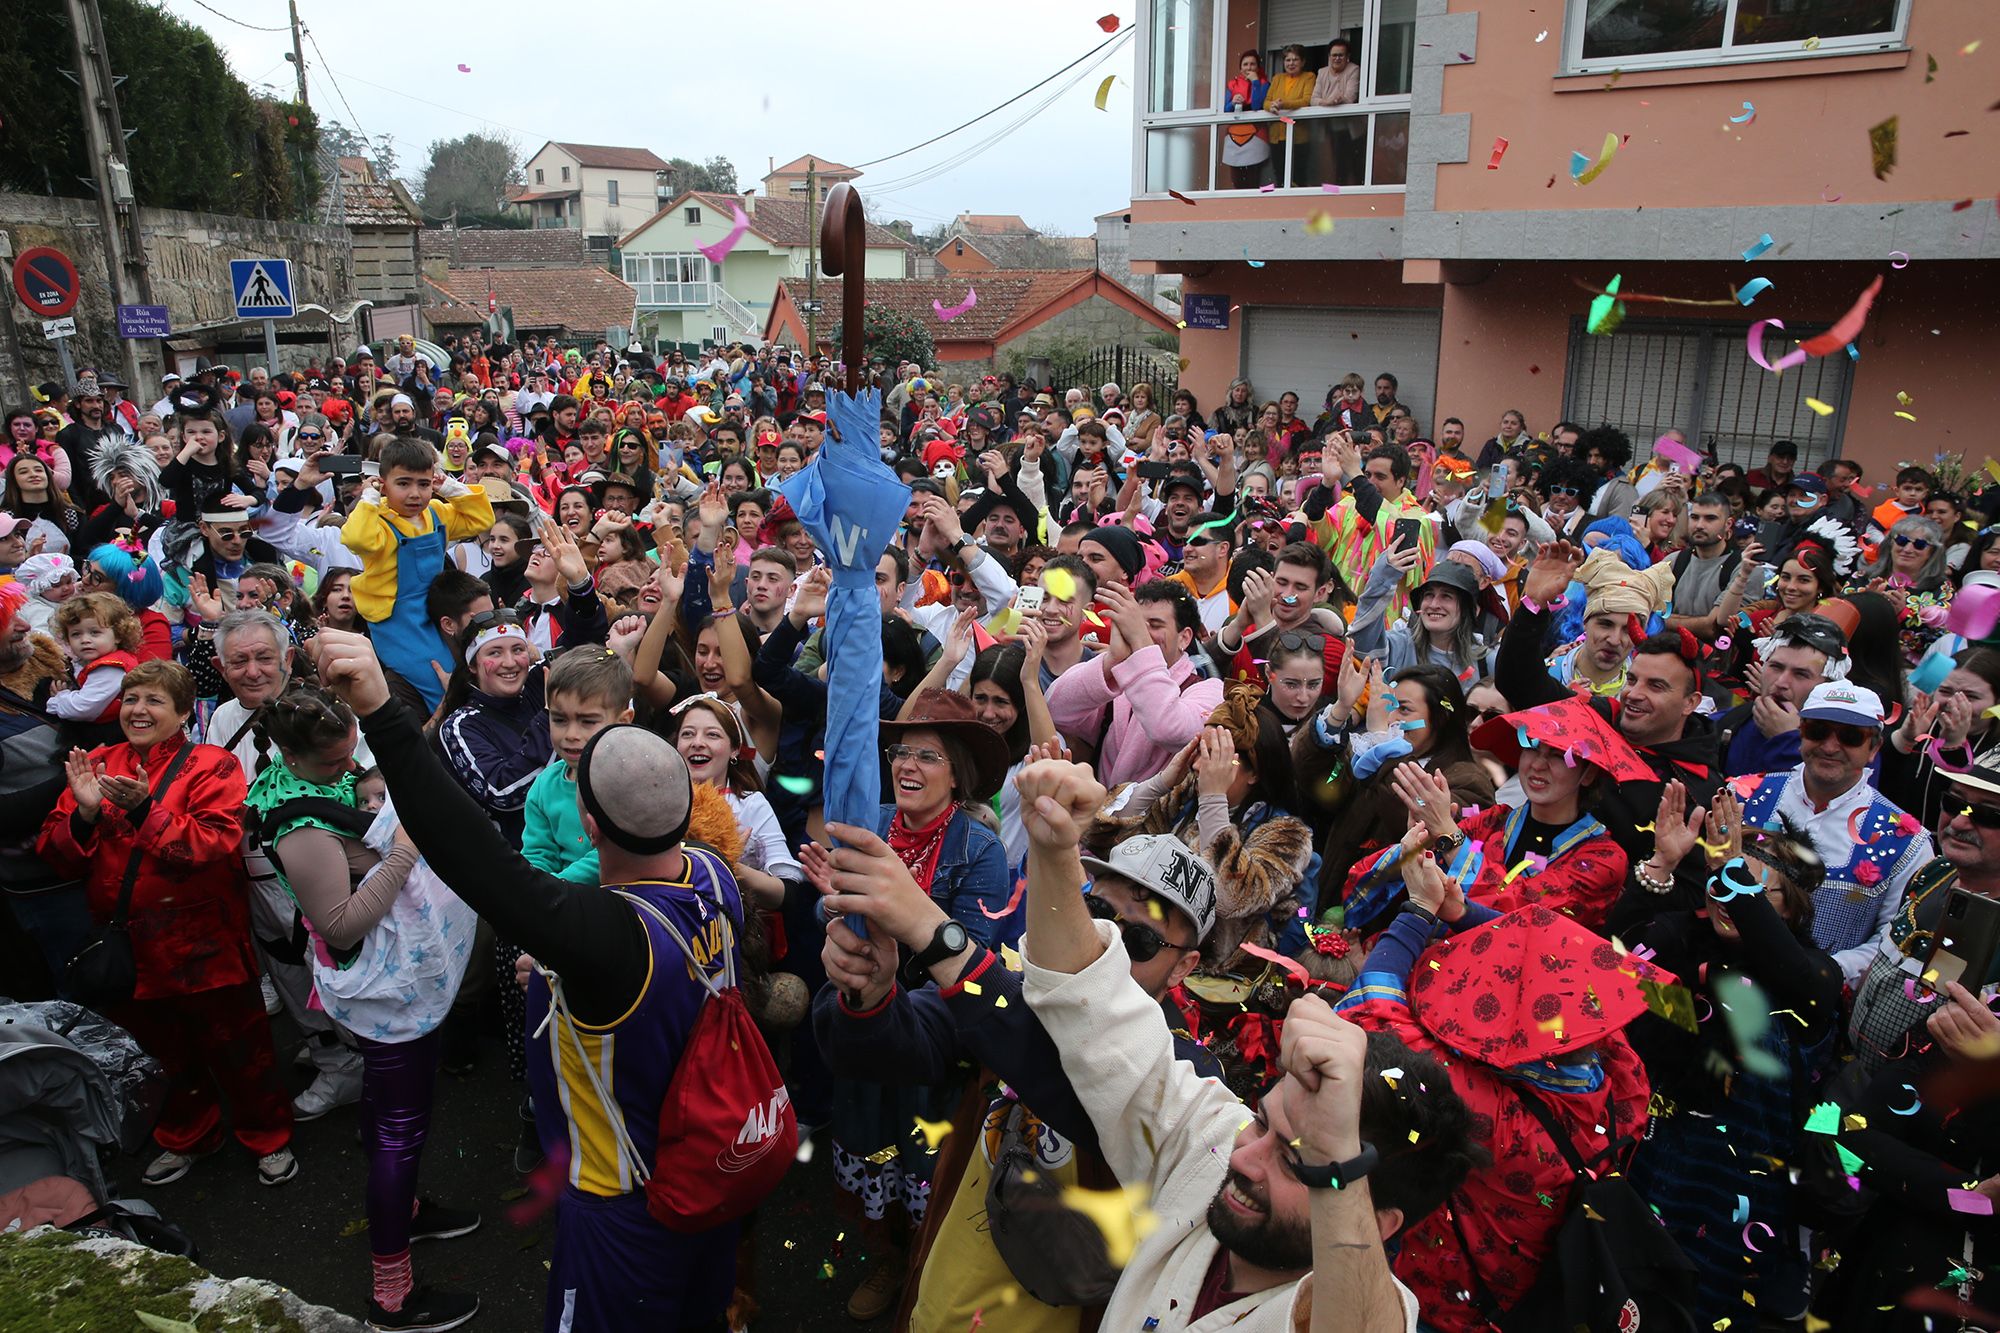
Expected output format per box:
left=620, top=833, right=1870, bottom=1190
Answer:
left=1137, top=0, right=1413, bottom=196
left=622, top=253, right=713, bottom=308
left=1567, top=0, right=1905, bottom=72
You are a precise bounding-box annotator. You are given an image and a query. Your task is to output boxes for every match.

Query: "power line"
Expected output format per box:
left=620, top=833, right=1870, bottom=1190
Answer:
left=319, top=63, right=543, bottom=143
left=300, top=25, right=369, bottom=145
left=864, top=34, right=1130, bottom=196
left=850, top=28, right=1130, bottom=170
left=176, top=0, right=289, bottom=31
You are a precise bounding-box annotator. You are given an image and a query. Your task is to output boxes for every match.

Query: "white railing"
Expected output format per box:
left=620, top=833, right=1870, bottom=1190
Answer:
left=1138, top=103, right=1410, bottom=197
left=709, top=287, right=761, bottom=337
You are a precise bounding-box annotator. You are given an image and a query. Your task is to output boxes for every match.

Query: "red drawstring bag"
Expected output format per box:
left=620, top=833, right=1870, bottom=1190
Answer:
left=549, top=890, right=796, bottom=1233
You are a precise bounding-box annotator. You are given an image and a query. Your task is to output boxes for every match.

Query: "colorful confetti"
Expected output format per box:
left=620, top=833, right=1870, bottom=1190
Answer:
left=1747, top=318, right=1806, bottom=373
left=697, top=204, right=751, bottom=265
left=1305, top=212, right=1335, bottom=235
left=1741, top=233, right=1775, bottom=262
left=1097, top=13, right=1120, bottom=31
left=1095, top=75, right=1115, bottom=111
left=1729, top=101, right=1756, bottom=124
left=1868, top=115, right=1898, bottom=180
left=1736, top=277, right=1773, bottom=305
left=1570, top=132, right=1620, bottom=185
left=933, top=287, right=979, bottom=322
left=1805, top=397, right=1835, bottom=416
left=1244, top=248, right=1265, bottom=268
left=1487, top=137, right=1510, bottom=169
left=1949, top=1188, right=1995, bottom=1216
left=1059, top=1183, right=1158, bottom=1265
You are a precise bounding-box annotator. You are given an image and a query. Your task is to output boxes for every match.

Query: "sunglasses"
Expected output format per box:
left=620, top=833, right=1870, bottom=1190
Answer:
left=1086, top=893, right=1192, bottom=963
left=1955, top=803, right=2000, bottom=830
left=1277, top=631, right=1327, bottom=655
left=1893, top=535, right=1933, bottom=551
left=1183, top=533, right=1222, bottom=549
left=466, top=608, right=524, bottom=632
left=1799, top=719, right=1875, bottom=748
left=1547, top=485, right=1580, bottom=497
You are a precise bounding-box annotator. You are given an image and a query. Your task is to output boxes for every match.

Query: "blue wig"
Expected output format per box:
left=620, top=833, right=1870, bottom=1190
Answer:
left=87, top=543, right=164, bottom=611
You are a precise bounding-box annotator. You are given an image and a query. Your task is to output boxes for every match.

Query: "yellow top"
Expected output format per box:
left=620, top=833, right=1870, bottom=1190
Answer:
left=339, top=486, right=495, bottom=623
left=1266, top=71, right=1317, bottom=140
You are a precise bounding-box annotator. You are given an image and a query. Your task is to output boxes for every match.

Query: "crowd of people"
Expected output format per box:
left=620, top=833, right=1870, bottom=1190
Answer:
left=1, top=335, right=1996, bottom=1333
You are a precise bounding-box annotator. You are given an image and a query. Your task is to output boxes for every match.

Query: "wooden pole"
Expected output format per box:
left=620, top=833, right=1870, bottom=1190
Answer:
left=817, top=181, right=866, bottom=393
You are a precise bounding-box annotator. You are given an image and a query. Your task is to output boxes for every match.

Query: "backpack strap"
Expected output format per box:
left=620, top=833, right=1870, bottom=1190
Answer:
left=1501, top=1077, right=1621, bottom=1179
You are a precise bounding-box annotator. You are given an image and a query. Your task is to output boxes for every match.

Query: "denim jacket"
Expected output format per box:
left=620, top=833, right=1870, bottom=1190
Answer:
left=873, top=804, right=1018, bottom=947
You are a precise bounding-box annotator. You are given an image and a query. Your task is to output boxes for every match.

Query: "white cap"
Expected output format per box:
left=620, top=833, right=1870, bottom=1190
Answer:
left=1800, top=680, right=1885, bottom=728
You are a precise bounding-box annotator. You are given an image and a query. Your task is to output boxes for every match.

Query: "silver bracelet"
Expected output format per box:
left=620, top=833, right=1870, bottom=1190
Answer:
left=1633, top=861, right=1676, bottom=895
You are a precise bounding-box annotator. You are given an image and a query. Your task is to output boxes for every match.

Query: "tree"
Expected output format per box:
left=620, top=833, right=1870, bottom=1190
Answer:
left=0, top=0, right=321, bottom=218
left=418, top=132, right=522, bottom=221
left=665, top=155, right=740, bottom=196
left=863, top=305, right=934, bottom=370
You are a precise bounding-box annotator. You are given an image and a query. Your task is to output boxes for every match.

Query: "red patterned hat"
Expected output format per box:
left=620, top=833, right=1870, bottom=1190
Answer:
left=1409, top=905, right=1672, bottom=1067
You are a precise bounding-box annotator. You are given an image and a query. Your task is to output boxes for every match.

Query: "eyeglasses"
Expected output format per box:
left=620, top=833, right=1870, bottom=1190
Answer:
left=1799, top=719, right=1875, bottom=748
left=1955, top=803, right=2000, bottom=830
left=887, top=744, right=950, bottom=768
left=1893, top=535, right=1933, bottom=551
left=1085, top=893, right=1192, bottom=963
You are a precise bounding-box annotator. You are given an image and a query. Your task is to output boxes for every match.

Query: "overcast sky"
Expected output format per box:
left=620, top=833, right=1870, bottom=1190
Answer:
left=164, top=0, right=1137, bottom=235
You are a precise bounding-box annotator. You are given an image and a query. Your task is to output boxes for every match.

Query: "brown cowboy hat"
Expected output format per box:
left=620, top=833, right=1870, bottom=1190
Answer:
left=881, top=688, right=1011, bottom=802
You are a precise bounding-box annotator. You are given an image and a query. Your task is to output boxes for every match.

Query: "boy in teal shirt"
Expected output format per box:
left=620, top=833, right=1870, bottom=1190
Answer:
left=522, top=647, right=634, bottom=885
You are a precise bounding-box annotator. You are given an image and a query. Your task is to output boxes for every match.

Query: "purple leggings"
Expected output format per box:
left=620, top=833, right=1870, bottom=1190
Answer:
left=359, top=1028, right=442, bottom=1256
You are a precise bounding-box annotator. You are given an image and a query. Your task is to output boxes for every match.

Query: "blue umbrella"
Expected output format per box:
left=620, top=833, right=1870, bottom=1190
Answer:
left=776, top=385, right=911, bottom=887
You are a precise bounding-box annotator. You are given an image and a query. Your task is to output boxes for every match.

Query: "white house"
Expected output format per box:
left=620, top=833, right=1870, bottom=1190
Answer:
left=509, top=142, right=673, bottom=248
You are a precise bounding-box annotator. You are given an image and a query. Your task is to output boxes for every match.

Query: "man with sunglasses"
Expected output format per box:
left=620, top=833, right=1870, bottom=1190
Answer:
left=1732, top=681, right=1933, bottom=988
left=1166, top=514, right=1235, bottom=632
left=813, top=828, right=1221, bottom=1330
left=1847, top=744, right=2000, bottom=1076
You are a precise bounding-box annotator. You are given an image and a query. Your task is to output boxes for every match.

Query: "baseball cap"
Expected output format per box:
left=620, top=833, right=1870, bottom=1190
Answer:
left=1160, top=468, right=1205, bottom=499
left=0, top=513, right=30, bottom=540
left=1799, top=680, right=1885, bottom=728
left=1080, top=833, right=1217, bottom=943
left=1786, top=473, right=1829, bottom=497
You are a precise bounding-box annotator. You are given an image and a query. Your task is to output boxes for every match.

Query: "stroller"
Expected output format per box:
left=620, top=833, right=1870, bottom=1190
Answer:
left=0, top=997, right=191, bottom=1256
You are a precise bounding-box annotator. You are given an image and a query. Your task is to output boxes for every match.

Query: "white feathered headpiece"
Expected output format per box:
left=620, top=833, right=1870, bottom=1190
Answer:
left=1798, top=515, right=1860, bottom=578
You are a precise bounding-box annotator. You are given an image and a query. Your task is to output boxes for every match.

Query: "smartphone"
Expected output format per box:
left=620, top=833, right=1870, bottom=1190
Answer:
left=1138, top=460, right=1173, bottom=481
left=1489, top=467, right=1507, bottom=494
left=320, top=454, right=363, bottom=475
left=1393, top=517, right=1424, bottom=551
left=1015, top=586, right=1044, bottom=614
left=1919, top=888, right=2000, bottom=994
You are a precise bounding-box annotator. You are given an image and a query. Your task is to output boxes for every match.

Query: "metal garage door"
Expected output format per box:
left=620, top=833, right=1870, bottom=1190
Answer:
left=1243, top=306, right=1443, bottom=435
left=1563, top=317, right=1853, bottom=472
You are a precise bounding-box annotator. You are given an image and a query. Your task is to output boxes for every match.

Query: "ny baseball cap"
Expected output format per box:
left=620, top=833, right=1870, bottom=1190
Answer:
left=1800, top=680, right=1885, bottom=728
left=1080, top=833, right=1217, bottom=943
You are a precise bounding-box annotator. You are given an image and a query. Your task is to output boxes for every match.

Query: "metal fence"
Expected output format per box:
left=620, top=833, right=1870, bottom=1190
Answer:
left=1038, top=346, right=1182, bottom=403
left=1563, top=316, right=1854, bottom=472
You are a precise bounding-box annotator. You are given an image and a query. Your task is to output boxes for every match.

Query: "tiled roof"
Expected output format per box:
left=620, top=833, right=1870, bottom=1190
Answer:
left=619, top=191, right=910, bottom=252
left=421, top=276, right=485, bottom=326
left=439, top=265, right=635, bottom=332
left=419, top=228, right=590, bottom=266
left=508, top=188, right=581, bottom=203
left=953, top=213, right=1032, bottom=235
left=774, top=270, right=1101, bottom=341
left=552, top=142, right=670, bottom=172
left=336, top=179, right=422, bottom=228
left=765, top=154, right=858, bottom=178
left=939, top=232, right=1096, bottom=268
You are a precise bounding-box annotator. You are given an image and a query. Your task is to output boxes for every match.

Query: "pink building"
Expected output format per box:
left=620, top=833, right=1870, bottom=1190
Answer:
left=1131, top=0, right=1996, bottom=481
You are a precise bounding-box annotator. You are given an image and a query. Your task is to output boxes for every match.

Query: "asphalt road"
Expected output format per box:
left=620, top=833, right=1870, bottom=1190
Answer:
left=111, top=1021, right=893, bottom=1333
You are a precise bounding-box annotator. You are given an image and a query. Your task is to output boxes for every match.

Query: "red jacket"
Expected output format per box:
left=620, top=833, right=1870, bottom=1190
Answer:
left=37, top=733, right=256, bottom=1000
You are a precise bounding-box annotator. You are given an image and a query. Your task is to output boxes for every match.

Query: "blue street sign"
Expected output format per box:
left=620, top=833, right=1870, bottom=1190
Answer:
left=1183, top=293, right=1231, bottom=330
left=230, top=258, right=295, bottom=319
left=116, top=304, right=171, bottom=338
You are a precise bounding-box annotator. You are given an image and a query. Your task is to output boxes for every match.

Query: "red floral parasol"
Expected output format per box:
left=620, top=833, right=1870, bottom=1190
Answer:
left=1469, top=694, right=1652, bottom=782
left=1409, top=905, right=1675, bottom=1066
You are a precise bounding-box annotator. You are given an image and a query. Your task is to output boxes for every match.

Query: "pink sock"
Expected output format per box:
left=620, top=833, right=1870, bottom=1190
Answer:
left=372, top=1249, right=414, bottom=1312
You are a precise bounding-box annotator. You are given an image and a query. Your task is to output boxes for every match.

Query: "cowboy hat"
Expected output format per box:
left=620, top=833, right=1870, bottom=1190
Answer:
left=880, top=688, right=1011, bottom=802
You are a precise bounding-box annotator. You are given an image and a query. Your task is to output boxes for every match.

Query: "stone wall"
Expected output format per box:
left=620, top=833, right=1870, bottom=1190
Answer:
left=0, top=192, right=354, bottom=405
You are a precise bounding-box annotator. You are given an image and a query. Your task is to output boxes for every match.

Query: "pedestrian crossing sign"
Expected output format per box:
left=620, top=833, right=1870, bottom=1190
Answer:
left=230, top=258, right=295, bottom=319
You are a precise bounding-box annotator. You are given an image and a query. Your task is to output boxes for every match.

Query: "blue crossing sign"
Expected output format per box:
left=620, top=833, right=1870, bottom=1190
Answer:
left=230, top=258, right=295, bottom=319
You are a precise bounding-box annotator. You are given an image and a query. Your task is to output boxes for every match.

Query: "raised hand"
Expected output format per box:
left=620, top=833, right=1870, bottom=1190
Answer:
left=189, top=573, right=225, bottom=623
left=792, top=565, right=832, bottom=623
left=1276, top=993, right=1368, bottom=1162
left=940, top=605, right=977, bottom=672
left=64, top=748, right=103, bottom=818
left=1014, top=758, right=1108, bottom=851
left=1389, top=762, right=1456, bottom=839
left=1651, top=779, right=1706, bottom=870
left=1521, top=540, right=1583, bottom=606
left=607, top=615, right=648, bottom=661
left=1707, top=785, right=1745, bottom=868
left=1193, top=726, right=1239, bottom=798
left=306, top=628, right=392, bottom=716
left=99, top=763, right=150, bottom=812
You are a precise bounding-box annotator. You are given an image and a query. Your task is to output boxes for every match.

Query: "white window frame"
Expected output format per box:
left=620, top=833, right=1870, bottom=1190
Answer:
left=622, top=253, right=712, bottom=308
left=1561, top=0, right=1909, bottom=76
left=1132, top=0, right=1414, bottom=199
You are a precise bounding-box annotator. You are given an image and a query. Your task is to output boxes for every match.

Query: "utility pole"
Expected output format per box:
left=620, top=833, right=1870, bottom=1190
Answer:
left=63, top=0, right=154, bottom=395
left=805, top=158, right=817, bottom=353
left=287, top=0, right=308, bottom=106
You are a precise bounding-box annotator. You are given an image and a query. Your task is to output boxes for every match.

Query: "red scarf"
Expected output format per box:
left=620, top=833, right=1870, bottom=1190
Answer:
left=888, top=805, right=954, bottom=894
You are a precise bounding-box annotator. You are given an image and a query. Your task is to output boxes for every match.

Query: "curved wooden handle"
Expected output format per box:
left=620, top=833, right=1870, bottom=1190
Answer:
left=818, top=182, right=867, bottom=392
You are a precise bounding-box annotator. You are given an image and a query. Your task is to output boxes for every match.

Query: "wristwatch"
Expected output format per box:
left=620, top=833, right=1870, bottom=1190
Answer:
left=1432, top=830, right=1466, bottom=858
left=901, top=919, right=971, bottom=987
left=1292, top=1141, right=1379, bottom=1190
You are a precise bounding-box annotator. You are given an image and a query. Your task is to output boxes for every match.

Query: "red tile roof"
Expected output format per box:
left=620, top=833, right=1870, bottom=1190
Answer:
left=419, top=228, right=590, bottom=266
left=770, top=270, right=1167, bottom=344
left=435, top=266, right=635, bottom=333
left=765, top=154, right=859, bottom=178
left=552, top=142, right=670, bottom=172
left=421, top=276, right=485, bottom=326
left=618, top=191, right=909, bottom=252
left=953, top=213, right=1033, bottom=235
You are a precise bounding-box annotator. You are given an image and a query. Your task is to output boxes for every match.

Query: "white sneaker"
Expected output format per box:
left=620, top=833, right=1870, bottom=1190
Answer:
left=141, top=1145, right=215, bottom=1186
left=257, top=1148, right=299, bottom=1186
left=291, top=1065, right=364, bottom=1122
left=260, top=974, right=281, bottom=1016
